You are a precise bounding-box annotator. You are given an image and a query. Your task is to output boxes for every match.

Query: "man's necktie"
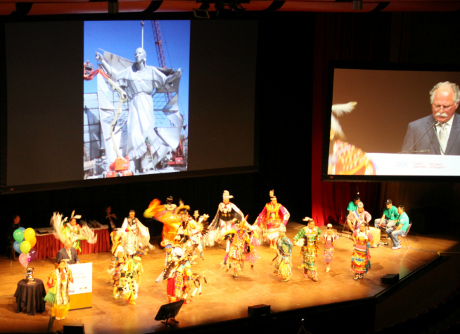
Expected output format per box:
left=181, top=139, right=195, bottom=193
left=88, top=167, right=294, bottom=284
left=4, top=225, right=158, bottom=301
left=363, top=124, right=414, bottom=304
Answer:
left=439, top=123, right=448, bottom=155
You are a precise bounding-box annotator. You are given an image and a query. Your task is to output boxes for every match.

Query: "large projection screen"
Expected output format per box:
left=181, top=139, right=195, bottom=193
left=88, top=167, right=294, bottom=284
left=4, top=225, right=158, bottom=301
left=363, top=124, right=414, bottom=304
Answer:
left=323, top=65, right=460, bottom=181
left=4, top=20, right=257, bottom=192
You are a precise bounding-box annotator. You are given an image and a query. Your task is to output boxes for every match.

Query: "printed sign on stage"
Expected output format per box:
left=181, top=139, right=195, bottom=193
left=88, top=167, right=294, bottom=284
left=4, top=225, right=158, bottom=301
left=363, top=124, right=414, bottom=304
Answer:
left=69, top=262, right=92, bottom=295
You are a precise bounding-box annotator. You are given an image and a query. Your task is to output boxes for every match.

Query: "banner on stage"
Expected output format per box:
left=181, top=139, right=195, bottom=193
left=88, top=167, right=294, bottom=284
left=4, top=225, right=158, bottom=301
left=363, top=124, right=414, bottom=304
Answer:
left=69, top=262, right=92, bottom=295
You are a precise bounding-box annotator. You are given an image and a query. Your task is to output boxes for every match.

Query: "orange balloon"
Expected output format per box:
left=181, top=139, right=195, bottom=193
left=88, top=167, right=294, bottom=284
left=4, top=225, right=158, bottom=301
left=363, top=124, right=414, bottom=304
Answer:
left=28, top=236, right=37, bottom=248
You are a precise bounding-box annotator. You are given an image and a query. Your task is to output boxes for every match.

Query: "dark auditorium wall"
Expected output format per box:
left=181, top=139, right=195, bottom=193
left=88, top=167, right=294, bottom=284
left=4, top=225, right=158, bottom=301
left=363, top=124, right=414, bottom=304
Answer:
left=0, top=15, right=315, bottom=251
left=2, top=11, right=460, bottom=253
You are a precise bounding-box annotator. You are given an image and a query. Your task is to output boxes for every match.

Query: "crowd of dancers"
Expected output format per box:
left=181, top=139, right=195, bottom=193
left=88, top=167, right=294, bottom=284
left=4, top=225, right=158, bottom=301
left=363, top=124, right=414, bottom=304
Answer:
left=42, top=190, right=409, bottom=320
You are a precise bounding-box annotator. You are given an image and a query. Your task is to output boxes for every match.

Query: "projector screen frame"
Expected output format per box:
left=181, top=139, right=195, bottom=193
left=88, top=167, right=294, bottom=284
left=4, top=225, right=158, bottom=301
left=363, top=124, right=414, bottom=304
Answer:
left=321, top=61, right=460, bottom=183
left=1, top=16, right=259, bottom=194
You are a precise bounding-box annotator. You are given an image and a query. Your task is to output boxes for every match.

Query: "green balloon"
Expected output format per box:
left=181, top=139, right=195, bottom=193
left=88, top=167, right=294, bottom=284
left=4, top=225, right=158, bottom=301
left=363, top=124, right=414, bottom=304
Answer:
left=20, top=240, right=31, bottom=254
left=13, top=229, right=24, bottom=243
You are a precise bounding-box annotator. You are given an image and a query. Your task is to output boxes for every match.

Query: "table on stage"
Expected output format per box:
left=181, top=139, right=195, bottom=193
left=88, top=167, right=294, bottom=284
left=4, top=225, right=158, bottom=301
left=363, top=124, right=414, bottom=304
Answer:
left=35, top=226, right=110, bottom=260
left=14, top=278, right=46, bottom=315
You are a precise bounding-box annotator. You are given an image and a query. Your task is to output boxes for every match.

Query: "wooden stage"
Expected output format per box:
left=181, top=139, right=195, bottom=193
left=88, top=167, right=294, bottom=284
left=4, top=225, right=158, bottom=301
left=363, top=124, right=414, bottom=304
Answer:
left=2, top=222, right=460, bottom=334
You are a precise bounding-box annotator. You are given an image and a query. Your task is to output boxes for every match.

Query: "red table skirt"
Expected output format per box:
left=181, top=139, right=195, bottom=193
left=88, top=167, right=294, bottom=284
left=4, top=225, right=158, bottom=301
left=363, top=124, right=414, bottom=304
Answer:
left=35, top=229, right=110, bottom=260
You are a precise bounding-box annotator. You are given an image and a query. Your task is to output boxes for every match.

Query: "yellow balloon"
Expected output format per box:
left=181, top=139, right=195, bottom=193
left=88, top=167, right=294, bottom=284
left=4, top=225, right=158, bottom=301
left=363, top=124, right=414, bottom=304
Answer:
left=29, top=236, right=37, bottom=248
left=24, top=228, right=36, bottom=242
left=20, top=240, right=31, bottom=254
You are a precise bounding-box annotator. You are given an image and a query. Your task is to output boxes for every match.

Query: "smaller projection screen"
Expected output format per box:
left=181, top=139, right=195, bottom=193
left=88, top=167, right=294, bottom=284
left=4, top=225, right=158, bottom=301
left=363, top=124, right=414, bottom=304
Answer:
left=323, top=64, right=460, bottom=181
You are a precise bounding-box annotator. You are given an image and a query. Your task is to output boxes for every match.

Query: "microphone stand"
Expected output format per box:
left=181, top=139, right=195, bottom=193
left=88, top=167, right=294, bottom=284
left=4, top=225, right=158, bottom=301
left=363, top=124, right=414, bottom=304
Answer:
left=399, top=121, right=437, bottom=154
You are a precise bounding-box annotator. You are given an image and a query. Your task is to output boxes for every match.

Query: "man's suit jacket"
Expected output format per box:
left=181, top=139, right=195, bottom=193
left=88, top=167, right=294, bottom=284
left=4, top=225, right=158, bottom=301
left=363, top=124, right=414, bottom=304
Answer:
left=401, top=114, right=460, bottom=155
left=56, top=247, right=79, bottom=264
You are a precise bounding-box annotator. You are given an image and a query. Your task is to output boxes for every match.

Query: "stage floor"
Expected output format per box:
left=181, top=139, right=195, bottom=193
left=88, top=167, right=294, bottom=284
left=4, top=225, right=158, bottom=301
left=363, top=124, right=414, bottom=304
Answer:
left=2, top=222, right=460, bottom=334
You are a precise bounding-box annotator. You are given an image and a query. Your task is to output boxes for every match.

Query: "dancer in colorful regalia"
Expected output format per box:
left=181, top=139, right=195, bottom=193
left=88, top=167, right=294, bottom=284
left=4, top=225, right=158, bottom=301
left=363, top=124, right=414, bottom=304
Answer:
left=185, top=211, right=208, bottom=262
left=205, top=190, right=244, bottom=247
left=144, top=198, right=190, bottom=247
left=322, top=224, right=339, bottom=272
left=223, top=219, right=258, bottom=278
left=156, top=244, right=193, bottom=305
left=294, top=218, right=321, bottom=282
left=108, top=232, right=127, bottom=298
left=44, top=260, right=73, bottom=320
left=50, top=212, right=97, bottom=254
left=255, top=190, right=290, bottom=249
left=351, top=222, right=373, bottom=280
left=273, top=224, right=293, bottom=281
left=120, top=210, right=154, bottom=258
left=119, top=256, right=144, bottom=304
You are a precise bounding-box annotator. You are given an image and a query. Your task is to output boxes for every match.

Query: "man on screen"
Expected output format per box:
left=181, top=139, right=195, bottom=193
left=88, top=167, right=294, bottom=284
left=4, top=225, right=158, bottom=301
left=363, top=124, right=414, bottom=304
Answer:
left=401, top=81, right=460, bottom=155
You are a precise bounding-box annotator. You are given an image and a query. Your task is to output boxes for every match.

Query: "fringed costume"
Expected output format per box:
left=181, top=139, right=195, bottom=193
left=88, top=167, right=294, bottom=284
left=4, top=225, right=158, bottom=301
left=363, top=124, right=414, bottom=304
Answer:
left=120, top=212, right=154, bottom=257
left=255, top=190, right=290, bottom=249
left=274, top=229, right=293, bottom=281
left=223, top=220, right=258, bottom=278
left=205, top=190, right=243, bottom=247
left=185, top=213, right=208, bottom=261
left=351, top=228, right=373, bottom=279
left=44, top=263, right=73, bottom=320
left=322, top=224, right=339, bottom=272
left=156, top=244, right=192, bottom=304
left=109, top=232, right=127, bottom=298
left=119, top=256, right=143, bottom=304
left=50, top=212, right=97, bottom=253
left=166, top=259, right=192, bottom=303
left=294, top=219, right=321, bottom=282
left=143, top=198, right=189, bottom=247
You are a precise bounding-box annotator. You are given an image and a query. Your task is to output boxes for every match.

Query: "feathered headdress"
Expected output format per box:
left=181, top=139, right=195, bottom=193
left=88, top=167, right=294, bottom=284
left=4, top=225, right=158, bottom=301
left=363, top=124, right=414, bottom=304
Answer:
left=70, top=210, right=81, bottom=221
left=331, top=102, right=357, bottom=140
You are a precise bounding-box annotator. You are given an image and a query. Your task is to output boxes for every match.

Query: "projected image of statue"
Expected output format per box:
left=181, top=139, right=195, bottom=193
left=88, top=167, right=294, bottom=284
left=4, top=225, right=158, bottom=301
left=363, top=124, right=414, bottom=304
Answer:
left=95, top=48, right=182, bottom=174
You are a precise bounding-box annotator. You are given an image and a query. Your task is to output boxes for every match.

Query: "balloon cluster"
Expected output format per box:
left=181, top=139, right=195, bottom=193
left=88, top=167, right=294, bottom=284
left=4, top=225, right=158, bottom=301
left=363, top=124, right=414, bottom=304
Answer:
left=13, top=228, right=38, bottom=268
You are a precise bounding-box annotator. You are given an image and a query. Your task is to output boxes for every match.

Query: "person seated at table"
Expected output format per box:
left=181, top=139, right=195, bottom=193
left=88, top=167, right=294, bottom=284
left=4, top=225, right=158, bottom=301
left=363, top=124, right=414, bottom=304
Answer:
left=56, top=241, right=79, bottom=265
left=347, top=196, right=361, bottom=215
left=346, top=202, right=371, bottom=232
left=386, top=205, right=410, bottom=250
left=374, top=199, right=400, bottom=244
left=104, top=205, right=119, bottom=241
left=374, top=199, right=399, bottom=229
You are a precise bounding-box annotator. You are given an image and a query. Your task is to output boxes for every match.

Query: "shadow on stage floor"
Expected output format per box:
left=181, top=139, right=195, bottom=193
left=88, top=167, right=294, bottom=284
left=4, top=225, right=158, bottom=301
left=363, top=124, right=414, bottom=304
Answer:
left=2, top=222, right=459, bottom=334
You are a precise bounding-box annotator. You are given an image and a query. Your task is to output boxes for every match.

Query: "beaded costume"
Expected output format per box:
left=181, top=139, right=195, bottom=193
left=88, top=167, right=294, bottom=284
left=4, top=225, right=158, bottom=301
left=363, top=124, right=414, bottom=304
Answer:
left=351, top=229, right=373, bottom=275
left=44, top=263, right=73, bottom=320
left=294, top=221, right=321, bottom=281
left=274, top=230, right=293, bottom=281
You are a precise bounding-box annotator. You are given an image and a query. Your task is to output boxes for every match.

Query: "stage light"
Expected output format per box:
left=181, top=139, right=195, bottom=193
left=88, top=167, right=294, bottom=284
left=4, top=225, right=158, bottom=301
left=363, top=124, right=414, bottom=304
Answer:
left=353, top=0, right=363, bottom=10
left=194, top=1, right=211, bottom=19
left=229, top=2, right=246, bottom=13
left=108, top=0, right=119, bottom=14
left=214, top=1, right=247, bottom=17
left=215, top=1, right=225, bottom=15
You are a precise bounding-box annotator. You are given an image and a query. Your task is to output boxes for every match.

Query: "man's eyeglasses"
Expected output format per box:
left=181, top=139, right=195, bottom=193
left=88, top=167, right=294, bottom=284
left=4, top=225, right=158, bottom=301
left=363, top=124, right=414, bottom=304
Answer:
left=433, top=104, right=453, bottom=111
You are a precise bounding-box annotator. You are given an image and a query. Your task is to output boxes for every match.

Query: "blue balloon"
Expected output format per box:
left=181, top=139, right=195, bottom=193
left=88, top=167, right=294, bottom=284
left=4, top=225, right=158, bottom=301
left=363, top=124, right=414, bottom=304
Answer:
left=13, top=241, right=22, bottom=254
left=19, top=227, right=26, bottom=231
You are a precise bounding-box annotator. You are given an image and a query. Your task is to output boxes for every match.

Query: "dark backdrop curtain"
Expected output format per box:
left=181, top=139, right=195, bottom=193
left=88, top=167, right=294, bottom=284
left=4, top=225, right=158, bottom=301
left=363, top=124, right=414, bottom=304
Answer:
left=311, top=13, right=393, bottom=225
